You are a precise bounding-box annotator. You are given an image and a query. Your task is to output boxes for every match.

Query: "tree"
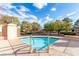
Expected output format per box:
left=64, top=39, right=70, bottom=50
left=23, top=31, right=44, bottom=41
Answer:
left=53, top=20, right=64, bottom=35
left=32, top=22, right=40, bottom=32
left=62, top=17, right=72, bottom=22
left=44, top=22, right=54, bottom=35
left=0, top=15, right=20, bottom=25
left=44, top=21, right=64, bottom=35
left=21, top=21, right=32, bottom=32
left=44, top=18, right=73, bottom=35
left=44, top=22, right=54, bottom=32
left=11, top=17, right=20, bottom=25
left=62, top=18, right=72, bottom=32
left=74, top=19, right=79, bottom=27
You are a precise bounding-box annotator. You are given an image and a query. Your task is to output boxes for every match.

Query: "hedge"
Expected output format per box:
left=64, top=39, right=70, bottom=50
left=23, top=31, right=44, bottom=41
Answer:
left=60, top=32, right=76, bottom=35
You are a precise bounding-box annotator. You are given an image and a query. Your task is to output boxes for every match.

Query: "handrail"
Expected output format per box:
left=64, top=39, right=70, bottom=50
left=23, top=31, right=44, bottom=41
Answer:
left=29, top=34, right=35, bottom=53
left=48, top=34, right=50, bottom=53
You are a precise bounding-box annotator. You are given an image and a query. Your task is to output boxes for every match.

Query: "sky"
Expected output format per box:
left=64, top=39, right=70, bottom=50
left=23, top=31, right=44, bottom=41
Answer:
left=0, top=3, right=79, bottom=27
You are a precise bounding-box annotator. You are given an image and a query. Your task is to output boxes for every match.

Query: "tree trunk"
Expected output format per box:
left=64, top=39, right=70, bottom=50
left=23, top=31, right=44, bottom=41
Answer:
left=58, top=30, right=60, bottom=36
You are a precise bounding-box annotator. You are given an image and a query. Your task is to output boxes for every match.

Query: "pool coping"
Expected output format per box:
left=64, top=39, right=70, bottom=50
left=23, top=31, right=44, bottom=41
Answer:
left=18, top=35, right=64, bottom=39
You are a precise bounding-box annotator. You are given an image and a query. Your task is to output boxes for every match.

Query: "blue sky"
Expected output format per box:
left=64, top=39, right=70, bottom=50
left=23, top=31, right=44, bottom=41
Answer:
left=0, top=3, right=79, bottom=27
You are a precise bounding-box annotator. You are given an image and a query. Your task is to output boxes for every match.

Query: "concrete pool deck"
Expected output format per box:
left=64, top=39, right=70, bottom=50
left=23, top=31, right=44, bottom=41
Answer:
left=0, top=36, right=79, bottom=56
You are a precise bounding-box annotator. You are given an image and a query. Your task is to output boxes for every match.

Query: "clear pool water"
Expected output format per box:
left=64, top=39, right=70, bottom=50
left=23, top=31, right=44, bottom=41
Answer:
left=20, top=37, right=58, bottom=51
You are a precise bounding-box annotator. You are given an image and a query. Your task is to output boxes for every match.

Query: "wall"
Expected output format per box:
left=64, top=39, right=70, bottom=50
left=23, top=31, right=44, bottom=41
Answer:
left=7, top=23, right=18, bottom=40
left=2, top=24, right=7, bottom=40
left=0, top=25, right=2, bottom=36
left=0, top=24, right=20, bottom=40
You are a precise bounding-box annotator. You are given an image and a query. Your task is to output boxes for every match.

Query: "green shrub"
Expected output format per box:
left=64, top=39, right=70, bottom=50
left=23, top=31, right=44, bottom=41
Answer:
left=21, top=31, right=32, bottom=35
left=60, top=32, right=76, bottom=35
left=20, top=31, right=26, bottom=35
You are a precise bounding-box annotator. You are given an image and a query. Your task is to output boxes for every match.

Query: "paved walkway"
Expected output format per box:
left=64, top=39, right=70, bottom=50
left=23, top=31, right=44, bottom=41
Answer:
left=0, top=37, right=79, bottom=56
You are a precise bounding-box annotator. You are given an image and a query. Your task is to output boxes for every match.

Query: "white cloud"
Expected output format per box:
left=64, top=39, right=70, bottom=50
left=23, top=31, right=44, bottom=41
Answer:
left=0, top=3, right=39, bottom=23
left=66, top=11, right=76, bottom=17
left=29, top=15, right=38, bottom=20
left=7, top=4, right=39, bottom=23
left=0, top=3, right=5, bottom=7
left=37, top=15, right=53, bottom=28
left=24, top=14, right=38, bottom=23
left=27, top=19, right=38, bottom=23
left=33, top=3, right=47, bottom=9
left=56, top=11, right=77, bottom=21
left=6, top=9, right=20, bottom=17
left=51, top=7, right=56, bottom=11
left=13, top=5, right=38, bottom=22
left=14, top=7, right=28, bottom=18
left=56, top=16, right=64, bottom=20
left=44, top=15, right=53, bottom=24
left=0, top=9, right=8, bottom=15
left=1, top=3, right=15, bottom=10
left=19, top=6, right=30, bottom=12
left=0, top=3, right=30, bottom=18
left=5, top=4, right=15, bottom=9
left=0, top=3, right=17, bottom=16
